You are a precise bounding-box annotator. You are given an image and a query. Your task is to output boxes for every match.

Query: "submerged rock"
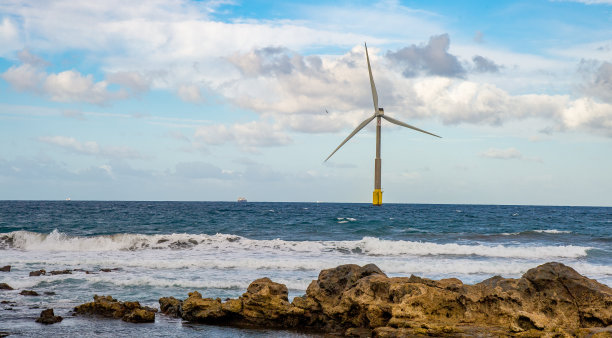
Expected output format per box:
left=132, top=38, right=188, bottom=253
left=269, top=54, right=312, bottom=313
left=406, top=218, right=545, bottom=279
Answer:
left=0, top=265, right=10, bottom=272
left=20, top=290, right=39, bottom=296
left=29, top=269, right=46, bottom=276
left=49, top=269, right=72, bottom=275
left=0, top=283, right=13, bottom=290
left=162, top=262, right=612, bottom=335
left=74, top=295, right=156, bottom=323
left=35, top=308, right=63, bottom=324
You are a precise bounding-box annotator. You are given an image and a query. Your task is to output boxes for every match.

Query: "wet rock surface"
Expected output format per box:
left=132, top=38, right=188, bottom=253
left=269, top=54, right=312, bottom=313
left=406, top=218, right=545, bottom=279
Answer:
left=35, top=308, right=63, bottom=324
left=29, top=269, right=46, bottom=276
left=20, top=290, right=39, bottom=296
left=0, top=283, right=13, bottom=290
left=161, top=262, right=612, bottom=336
left=74, top=295, right=156, bottom=323
left=0, top=265, right=10, bottom=272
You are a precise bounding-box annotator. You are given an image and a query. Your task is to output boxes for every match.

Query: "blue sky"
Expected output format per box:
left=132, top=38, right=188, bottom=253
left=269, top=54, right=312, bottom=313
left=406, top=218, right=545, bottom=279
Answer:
left=0, top=0, right=611, bottom=205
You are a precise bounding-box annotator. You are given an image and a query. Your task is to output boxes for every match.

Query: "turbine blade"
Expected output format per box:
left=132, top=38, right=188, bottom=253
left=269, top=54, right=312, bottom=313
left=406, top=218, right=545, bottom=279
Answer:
left=325, top=114, right=376, bottom=162
left=365, top=43, right=379, bottom=112
left=382, top=115, right=441, bottom=138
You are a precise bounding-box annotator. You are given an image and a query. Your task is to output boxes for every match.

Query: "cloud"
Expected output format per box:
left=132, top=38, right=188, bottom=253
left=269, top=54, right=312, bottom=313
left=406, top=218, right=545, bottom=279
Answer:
left=38, top=136, right=144, bottom=159
left=194, top=120, right=291, bottom=151
left=472, top=55, right=501, bottom=73
left=1, top=63, right=130, bottom=105
left=578, top=59, right=612, bottom=103
left=106, top=71, right=150, bottom=94
left=177, top=84, right=204, bottom=103
left=386, top=34, right=465, bottom=78
left=17, top=49, right=49, bottom=67
left=480, top=147, right=522, bottom=159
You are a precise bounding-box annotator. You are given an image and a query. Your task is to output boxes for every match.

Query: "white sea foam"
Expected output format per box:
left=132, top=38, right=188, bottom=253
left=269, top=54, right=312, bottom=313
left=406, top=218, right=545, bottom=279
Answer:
left=533, top=229, right=572, bottom=234
left=0, top=230, right=592, bottom=259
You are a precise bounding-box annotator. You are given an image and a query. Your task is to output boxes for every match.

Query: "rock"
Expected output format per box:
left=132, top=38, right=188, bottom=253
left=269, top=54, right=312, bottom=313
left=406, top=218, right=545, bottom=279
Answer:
left=49, top=269, right=72, bottom=275
left=159, top=297, right=182, bottom=317
left=20, top=290, right=39, bottom=296
left=167, top=262, right=612, bottom=335
left=74, top=295, right=155, bottom=323
left=35, top=308, right=63, bottom=324
left=44, top=291, right=56, bottom=295
left=29, top=269, right=46, bottom=276
left=0, top=265, right=10, bottom=272
left=0, top=283, right=13, bottom=290
left=100, top=268, right=120, bottom=272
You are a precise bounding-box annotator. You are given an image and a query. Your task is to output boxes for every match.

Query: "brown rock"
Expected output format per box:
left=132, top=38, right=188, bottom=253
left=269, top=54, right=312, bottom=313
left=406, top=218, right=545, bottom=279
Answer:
left=0, top=265, right=10, bottom=272
left=20, top=290, right=39, bottom=296
left=49, top=269, right=72, bottom=275
left=168, top=262, right=612, bottom=335
left=159, top=297, right=182, bottom=317
left=74, top=295, right=155, bottom=323
left=0, top=283, right=13, bottom=290
left=29, top=269, right=46, bottom=276
left=35, top=308, right=63, bottom=324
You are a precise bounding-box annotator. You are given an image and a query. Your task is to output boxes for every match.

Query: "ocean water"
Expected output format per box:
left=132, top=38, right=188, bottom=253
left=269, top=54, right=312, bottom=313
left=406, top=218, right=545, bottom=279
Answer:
left=0, top=201, right=611, bottom=337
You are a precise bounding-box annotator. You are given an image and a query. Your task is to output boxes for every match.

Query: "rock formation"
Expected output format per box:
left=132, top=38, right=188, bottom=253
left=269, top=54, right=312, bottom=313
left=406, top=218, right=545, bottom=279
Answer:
left=35, top=308, right=63, bottom=324
left=20, top=290, right=39, bottom=296
left=29, top=269, right=46, bottom=276
left=0, top=283, right=13, bottom=290
left=161, top=262, right=612, bottom=336
left=74, top=295, right=156, bottom=323
left=0, top=265, right=10, bottom=272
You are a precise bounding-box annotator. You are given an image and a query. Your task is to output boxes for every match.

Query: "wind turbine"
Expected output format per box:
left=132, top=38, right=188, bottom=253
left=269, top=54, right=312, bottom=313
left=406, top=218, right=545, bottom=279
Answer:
left=325, top=43, right=441, bottom=206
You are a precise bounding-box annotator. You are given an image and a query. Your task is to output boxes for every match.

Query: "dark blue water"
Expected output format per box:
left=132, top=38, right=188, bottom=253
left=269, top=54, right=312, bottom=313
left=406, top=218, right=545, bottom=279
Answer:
left=1, top=201, right=610, bottom=337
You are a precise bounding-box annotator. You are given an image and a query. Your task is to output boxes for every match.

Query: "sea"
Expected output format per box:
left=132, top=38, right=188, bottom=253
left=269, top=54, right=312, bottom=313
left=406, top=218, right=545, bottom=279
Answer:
left=0, top=201, right=611, bottom=337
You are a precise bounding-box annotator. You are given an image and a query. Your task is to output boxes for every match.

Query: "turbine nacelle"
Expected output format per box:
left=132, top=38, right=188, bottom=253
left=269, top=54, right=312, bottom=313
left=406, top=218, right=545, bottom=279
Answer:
left=377, top=108, right=384, bottom=116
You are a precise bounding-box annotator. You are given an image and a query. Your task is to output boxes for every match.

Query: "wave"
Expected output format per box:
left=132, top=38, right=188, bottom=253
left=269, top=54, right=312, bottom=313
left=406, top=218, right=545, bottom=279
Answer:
left=0, top=230, right=592, bottom=259
left=499, top=229, right=572, bottom=236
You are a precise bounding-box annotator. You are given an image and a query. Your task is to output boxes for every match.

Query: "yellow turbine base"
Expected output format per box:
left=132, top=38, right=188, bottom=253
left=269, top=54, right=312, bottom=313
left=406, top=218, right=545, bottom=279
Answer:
left=373, top=189, right=382, bottom=206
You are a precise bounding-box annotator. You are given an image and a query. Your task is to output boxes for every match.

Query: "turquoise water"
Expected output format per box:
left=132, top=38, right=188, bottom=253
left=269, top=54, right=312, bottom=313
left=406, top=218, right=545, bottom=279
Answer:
left=1, top=201, right=611, bottom=336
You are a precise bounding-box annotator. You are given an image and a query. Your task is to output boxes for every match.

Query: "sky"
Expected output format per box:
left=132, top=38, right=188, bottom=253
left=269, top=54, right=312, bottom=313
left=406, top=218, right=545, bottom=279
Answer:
left=0, top=0, right=611, bottom=206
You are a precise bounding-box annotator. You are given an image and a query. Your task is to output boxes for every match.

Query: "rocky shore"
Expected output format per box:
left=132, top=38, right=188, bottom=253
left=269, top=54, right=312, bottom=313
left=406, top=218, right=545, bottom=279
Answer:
left=157, top=262, right=612, bottom=336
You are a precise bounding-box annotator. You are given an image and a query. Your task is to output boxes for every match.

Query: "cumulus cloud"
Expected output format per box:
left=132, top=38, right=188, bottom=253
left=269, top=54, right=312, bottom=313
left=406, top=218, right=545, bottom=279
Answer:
left=386, top=34, right=465, bottom=78
left=38, top=136, right=144, bottom=159
left=106, top=71, right=150, bottom=94
left=480, top=147, right=522, bottom=159
left=1, top=57, right=131, bottom=104
left=472, top=55, right=501, bottom=73
left=17, top=49, right=49, bottom=67
left=194, top=121, right=292, bottom=151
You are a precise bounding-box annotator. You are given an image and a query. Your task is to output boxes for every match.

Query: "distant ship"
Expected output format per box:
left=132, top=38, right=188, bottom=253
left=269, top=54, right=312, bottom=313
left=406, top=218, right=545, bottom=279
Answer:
left=237, top=197, right=247, bottom=203
left=65, top=197, right=71, bottom=201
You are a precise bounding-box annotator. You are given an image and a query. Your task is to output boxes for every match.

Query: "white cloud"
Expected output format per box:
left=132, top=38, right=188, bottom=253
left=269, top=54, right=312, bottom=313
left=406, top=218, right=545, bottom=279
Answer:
left=480, top=147, right=522, bottom=159
left=38, top=136, right=144, bottom=159
left=177, top=84, right=203, bottom=103
left=1, top=61, right=130, bottom=104
left=194, top=120, right=292, bottom=151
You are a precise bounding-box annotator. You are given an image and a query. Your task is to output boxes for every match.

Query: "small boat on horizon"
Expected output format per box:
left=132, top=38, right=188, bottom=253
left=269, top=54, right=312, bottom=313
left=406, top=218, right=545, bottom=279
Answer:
left=237, top=197, right=247, bottom=203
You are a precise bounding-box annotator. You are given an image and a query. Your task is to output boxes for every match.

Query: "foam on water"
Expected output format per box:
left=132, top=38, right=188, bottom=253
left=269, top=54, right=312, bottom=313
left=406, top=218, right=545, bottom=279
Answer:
left=0, top=230, right=592, bottom=259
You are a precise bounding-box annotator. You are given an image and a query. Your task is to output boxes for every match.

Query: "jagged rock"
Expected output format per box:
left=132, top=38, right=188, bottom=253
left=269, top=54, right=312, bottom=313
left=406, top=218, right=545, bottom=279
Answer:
left=20, top=290, right=39, bottom=296
left=159, top=297, right=182, bottom=317
left=49, top=269, right=72, bottom=275
left=35, top=308, right=63, bottom=324
left=0, top=283, right=13, bottom=290
left=0, top=265, right=10, bottom=272
left=74, top=295, right=155, bottom=323
left=165, top=262, right=612, bottom=335
left=29, top=269, right=46, bottom=276
left=100, top=268, right=120, bottom=272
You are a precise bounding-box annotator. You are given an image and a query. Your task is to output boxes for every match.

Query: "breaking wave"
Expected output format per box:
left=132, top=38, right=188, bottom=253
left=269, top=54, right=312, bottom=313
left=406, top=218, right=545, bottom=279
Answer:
left=0, top=230, right=592, bottom=259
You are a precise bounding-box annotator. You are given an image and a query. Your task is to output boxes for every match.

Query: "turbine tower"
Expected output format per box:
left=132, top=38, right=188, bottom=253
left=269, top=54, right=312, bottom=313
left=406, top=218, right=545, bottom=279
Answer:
left=325, top=43, right=441, bottom=206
